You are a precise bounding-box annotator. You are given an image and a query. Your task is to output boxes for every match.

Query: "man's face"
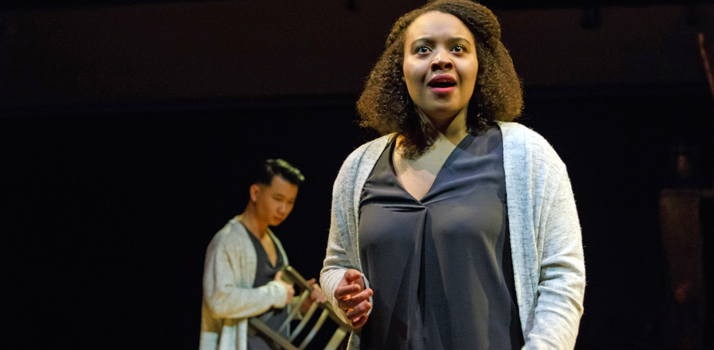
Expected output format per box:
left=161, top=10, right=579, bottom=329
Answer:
left=252, top=175, right=298, bottom=227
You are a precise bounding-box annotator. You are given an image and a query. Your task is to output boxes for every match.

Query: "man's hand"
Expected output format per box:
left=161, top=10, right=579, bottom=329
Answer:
left=306, top=278, right=328, bottom=304
left=274, top=271, right=294, bottom=306
left=299, top=278, right=328, bottom=314
left=335, top=269, right=373, bottom=329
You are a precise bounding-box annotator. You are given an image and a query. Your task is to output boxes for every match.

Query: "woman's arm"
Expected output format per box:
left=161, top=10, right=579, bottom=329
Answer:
left=321, top=210, right=373, bottom=326
left=320, top=147, right=375, bottom=327
left=525, top=171, right=586, bottom=350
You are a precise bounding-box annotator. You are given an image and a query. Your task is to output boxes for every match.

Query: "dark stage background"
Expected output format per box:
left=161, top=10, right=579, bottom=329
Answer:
left=2, top=0, right=714, bottom=349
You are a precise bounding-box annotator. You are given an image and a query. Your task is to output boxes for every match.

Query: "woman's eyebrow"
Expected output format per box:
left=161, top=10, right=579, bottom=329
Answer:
left=410, top=36, right=473, bottom=48
left=448, top=36, right=473, bottom=45
left=410, top=37, right=436, bottom=48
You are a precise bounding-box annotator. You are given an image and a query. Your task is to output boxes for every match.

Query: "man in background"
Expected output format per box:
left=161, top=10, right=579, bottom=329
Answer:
left=200, top=159, right=325, bottom=350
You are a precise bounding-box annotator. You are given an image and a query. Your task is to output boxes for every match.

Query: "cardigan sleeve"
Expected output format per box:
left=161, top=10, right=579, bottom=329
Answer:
left=320, top=213, right=358, bottom=324
left=321, top=155, right=362, bottom=324
left=203, top=235, right=288, bottom=319
left=320, top=143, right=377, bottom=325
left=525, top=170, right=586, bottom=350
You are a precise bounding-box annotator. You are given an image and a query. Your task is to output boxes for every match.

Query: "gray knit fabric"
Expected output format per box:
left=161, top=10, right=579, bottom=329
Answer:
left=320, top=122, right=585, bottom=350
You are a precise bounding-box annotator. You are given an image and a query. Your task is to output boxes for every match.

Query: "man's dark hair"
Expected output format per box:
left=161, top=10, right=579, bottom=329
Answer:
left=255, top=159, right=305, bottom=186
left=356, top=0, right=523, bottom=159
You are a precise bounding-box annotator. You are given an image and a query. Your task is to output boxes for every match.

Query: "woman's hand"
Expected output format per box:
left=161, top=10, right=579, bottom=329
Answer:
left=335, top=269, right=373, bottom=328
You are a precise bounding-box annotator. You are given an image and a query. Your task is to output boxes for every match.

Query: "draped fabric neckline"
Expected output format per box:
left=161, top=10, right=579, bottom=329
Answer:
left=390, top=133, right=473, bottom=203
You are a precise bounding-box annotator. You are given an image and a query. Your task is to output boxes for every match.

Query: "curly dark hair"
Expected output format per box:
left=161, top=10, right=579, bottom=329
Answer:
left=356, top=0, right=523, bottom=158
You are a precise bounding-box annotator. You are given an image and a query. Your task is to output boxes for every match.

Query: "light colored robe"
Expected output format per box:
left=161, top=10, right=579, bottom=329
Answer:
left=200, top=216, right=290, bottom=350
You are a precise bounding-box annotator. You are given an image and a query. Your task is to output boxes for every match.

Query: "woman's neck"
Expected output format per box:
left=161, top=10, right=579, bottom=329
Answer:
left=421, top=107, right=468, bottom=147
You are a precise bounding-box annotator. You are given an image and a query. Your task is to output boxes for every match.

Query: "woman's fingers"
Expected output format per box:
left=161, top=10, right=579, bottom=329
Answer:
left=334, top=283, right=361, bottom=299
left=346, top=300, right=372, bottom=319
left=343, top=269, right=362, bottom=283
left=351, top=314, right=369, bottom=329
left=337, top=288, right=373, bottom=310
left=334, top=269, right=372, bottom=327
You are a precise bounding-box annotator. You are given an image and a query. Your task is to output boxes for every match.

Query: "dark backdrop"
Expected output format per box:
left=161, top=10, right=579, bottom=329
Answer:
left=3, top=83, right=713, bottom=349
left=2, top=0, right=714, bottom=348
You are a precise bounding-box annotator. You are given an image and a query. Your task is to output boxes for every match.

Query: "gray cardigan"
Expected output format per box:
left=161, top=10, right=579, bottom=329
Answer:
left=200, top=216, right=290, bottom=350
left=320, top=122, right=586, bottom=350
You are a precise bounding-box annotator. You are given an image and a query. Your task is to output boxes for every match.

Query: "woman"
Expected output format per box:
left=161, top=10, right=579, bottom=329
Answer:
left=321, top=1, right=585, bottom=349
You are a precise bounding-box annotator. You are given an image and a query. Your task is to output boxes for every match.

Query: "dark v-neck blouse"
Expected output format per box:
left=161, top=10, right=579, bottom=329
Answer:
left=358, top=126, right=523, bottom=350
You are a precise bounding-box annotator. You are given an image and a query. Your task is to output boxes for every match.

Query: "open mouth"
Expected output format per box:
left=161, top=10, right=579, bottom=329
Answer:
left=428, top=75, right=457, bottom=92
left=428, top=80, right=456, bottom=88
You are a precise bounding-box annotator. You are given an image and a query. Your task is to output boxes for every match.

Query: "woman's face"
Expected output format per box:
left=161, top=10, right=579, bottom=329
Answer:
left=403, top=11, right=478, bottom=123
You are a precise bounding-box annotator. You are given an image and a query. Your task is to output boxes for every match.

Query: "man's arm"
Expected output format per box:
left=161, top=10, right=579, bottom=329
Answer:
left=203, top=240, right=290, bottom=319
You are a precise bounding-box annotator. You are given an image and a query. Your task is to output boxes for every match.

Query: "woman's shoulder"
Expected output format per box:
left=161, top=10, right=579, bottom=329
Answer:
left=332, top=134, right=393, bottom=198
left=498, top=121, right=565, bottom=170
left=340, top=134, right=394, bottom=171
left=499, top=121, right=547, bottom=145
left=350, top=134, right=393, bottom=159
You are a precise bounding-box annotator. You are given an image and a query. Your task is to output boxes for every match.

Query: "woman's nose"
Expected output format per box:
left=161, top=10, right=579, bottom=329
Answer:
left=431, top=50, right=453, bottom=71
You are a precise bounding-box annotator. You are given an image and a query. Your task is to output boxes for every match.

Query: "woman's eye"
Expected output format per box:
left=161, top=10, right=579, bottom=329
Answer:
left=453, top=45, right=464, bottom=53
left=416, top=46, right=430, bottom=54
